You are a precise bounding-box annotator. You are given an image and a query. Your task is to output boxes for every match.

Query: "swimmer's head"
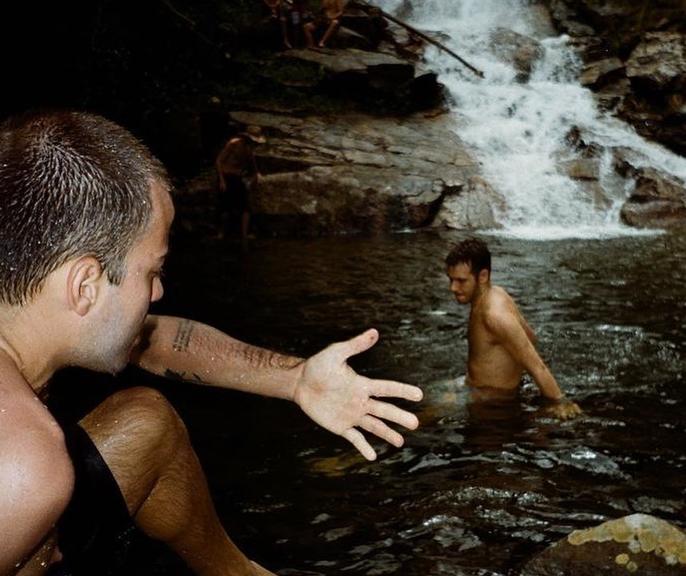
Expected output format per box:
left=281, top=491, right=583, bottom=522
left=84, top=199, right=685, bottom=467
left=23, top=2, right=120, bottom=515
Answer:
left=445, top=238, right=491, bottom=277
left=445, top=238, right=491, bottom=304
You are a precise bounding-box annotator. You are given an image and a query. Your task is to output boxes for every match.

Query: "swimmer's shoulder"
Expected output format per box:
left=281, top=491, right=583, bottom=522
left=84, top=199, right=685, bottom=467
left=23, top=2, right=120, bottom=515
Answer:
left=480, top=287, right=520, bottom=332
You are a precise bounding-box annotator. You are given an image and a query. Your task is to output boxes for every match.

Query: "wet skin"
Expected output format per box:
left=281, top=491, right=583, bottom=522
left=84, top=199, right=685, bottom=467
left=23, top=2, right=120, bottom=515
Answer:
left=447, top=262, right=581, bottom=419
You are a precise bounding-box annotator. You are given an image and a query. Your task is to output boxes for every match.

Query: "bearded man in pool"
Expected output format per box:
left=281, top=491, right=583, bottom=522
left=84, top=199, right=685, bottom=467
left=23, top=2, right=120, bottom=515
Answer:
left=0, top=111, right=423, bottom=576
left=446, top=238, right=581, bottom=419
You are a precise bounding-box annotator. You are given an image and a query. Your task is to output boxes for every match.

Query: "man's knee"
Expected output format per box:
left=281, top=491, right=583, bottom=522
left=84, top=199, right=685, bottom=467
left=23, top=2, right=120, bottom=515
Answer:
left=84, top=386, right=186, bottom=445
left=80, top=386, right=190, bottom=514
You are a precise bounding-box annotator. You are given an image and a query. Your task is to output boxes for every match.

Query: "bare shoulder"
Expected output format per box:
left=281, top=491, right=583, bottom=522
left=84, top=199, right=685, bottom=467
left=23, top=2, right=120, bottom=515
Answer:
left=0, top=371, right=71, bottom=480
left=481, top=286, right=518, bottom=327
left=0, top=363, right=74, bottom=572
left=0, top=351, right=72, bottom=490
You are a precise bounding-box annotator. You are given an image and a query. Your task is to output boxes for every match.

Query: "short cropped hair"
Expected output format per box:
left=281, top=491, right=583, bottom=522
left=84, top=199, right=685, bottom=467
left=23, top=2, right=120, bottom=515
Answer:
left=0, top=110, right=169, bottom=305
left=445, top=237, right=491, bottom=275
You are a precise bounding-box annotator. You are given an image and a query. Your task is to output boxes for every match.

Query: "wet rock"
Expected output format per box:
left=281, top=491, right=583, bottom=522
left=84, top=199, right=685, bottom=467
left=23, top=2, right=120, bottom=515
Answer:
left=278, top=47, right=442, bottom=112
left=625, top=32, right=686, bottom=91
left=595, top=77, right=632, bottom=112
left=546, top=0, right=595, bottom=36
left=339, top=7, right=387, bottom=48
left=333, top=26, right=374, bottom=51
left=432, top=176, right=506, bottom=230
left=619, top=167, right=686, bottom=229
left=520, top=513, right=686, bottom=576
left=192, top=110, right=478, bottom=236
left=560, top=158, right=600, bottom=180
left=579, top=57, right=624, bottom=88
left=545, top=1, right=686, bottom=156
left=490, top=28, right=544, bottom=82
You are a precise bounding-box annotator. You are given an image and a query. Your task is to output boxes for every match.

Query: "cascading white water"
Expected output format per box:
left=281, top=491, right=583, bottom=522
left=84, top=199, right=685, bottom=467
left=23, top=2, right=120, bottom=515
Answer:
left=377, top=0, right=686, bottom=239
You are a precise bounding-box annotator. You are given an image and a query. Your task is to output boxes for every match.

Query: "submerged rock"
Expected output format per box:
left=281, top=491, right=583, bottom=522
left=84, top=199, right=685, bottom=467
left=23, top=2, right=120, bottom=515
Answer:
left=520, top=514, right=686, bottom=576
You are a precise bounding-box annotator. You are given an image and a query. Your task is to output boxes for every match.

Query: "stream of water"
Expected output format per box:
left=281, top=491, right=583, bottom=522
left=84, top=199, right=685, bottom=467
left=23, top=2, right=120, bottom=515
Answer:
left=148, top=229, right=685, bottom=576
left=378, top=0, right=686, bottom=240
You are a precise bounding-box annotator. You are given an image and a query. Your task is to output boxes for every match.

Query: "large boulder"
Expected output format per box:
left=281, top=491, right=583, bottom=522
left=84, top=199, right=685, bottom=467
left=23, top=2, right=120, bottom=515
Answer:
left=197, top=110, right=479, bottom=236
left=278, top=47, right=443, bottom=112
left=520, top=514, right=686, bottom=576
left=619, top=167, right=686, bottom=229
left=579, top=57, right=624, bottom=89
left=625, top=32, right=686, bottom=91
left=432, top=176, right=506, bottom=230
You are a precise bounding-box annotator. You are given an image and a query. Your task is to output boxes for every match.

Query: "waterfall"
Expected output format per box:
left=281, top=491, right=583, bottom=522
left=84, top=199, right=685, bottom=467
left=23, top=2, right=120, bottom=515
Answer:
left=377, top=0, right=686, bottom=240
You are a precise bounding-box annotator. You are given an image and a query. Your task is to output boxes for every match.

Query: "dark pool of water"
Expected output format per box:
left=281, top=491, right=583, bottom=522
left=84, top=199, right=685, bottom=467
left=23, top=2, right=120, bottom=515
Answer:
left=56, top=229, right=686, bottom=574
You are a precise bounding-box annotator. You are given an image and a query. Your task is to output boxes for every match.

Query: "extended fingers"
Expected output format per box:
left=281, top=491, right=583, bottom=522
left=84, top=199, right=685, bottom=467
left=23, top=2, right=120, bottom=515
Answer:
left=360, top=415, right=404, bottom=448
left=342, top=427, right=377, bottom=461
left=369, top=378, right=423, bottom=402
left=368, top=399, right=419, bottom=430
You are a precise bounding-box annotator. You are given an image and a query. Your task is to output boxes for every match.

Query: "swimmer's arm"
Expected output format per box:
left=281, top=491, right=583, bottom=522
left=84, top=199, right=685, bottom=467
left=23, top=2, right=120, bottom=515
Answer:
left=483, top=308, right=563, bottom=400
left=131, top=315, right=423, bottom=460
left=520, top=315, right=537, bottom=345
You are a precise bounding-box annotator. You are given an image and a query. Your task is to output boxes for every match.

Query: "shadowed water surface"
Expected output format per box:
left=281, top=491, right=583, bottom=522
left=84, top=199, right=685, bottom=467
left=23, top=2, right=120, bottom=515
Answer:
left=153, top=229, right=685, bottom=575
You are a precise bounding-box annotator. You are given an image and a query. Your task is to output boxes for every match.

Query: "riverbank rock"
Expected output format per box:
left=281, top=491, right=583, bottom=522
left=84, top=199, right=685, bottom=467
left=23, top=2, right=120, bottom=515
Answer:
left=182, top=110, right=478, bottom=236
left=520, top=514, right=686, bottom=576
left=432, top=176, right=506, bottom=230
left=619, top=167, right=686, bottom=229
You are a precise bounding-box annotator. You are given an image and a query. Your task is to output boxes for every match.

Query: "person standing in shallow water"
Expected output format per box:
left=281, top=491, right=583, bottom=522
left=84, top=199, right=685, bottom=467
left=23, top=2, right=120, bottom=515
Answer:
left=0, top=110, right=423, bottom=576
left=215, top=125, right=265, bottom=239
left=446, top=238, right=582, bottom=419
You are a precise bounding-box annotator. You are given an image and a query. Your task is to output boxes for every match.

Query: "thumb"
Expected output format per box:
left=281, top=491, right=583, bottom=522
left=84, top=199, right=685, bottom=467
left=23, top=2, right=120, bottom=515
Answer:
left=334, top=328, right=379, bottom=362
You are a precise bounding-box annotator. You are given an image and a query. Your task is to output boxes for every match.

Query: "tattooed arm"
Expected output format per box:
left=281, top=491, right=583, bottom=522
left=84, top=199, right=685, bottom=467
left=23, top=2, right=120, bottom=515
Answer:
left=130, top=315, right=303, bottom=400
left=129, top=315, right=423, bottom=460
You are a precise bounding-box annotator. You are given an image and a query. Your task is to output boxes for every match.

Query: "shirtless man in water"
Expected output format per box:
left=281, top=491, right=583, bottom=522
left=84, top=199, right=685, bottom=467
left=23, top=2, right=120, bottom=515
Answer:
left=446, top=238, right=581, bottom=420
left=0, top=111, right=422, bottom=576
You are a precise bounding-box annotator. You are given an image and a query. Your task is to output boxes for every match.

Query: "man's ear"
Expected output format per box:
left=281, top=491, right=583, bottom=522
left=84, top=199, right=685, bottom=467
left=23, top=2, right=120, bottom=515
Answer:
left=478, top=268, right=490, bottom=285
left=66, top=256, right=106, bottom=316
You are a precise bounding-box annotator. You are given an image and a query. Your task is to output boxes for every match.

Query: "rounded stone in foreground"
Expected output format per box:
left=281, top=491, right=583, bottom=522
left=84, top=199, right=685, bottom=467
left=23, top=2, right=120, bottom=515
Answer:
left=519, top=514, right=686, bottom=576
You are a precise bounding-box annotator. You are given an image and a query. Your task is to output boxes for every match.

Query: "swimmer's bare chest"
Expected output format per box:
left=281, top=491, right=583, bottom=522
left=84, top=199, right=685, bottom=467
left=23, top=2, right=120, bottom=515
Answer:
left=467, top=304, right=524, bottom=391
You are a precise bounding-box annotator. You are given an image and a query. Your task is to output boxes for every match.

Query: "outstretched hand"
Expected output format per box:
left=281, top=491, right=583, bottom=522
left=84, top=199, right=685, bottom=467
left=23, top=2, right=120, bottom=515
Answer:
left=293, top=329, right=423, bottom=461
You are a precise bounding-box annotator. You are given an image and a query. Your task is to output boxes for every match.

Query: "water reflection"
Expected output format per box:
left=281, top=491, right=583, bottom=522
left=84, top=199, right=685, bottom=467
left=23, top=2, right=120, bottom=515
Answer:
left=161, top=230, right=685, bottom=575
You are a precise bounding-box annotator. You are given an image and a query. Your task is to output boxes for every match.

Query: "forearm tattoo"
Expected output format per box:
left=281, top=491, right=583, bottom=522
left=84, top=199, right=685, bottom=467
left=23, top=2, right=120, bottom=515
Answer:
left=172, top=319, right=194, bottom=352
left=164, top=368, right=208, bottom=385
left=235, top=344, right=303, bottom=370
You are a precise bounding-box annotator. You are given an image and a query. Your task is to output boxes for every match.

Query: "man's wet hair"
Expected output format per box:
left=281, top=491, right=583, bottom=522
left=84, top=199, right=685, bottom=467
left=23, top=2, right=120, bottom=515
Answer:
left=445, top=237, right=491, bottom=276
left=0, top=110, right=170, bottom=305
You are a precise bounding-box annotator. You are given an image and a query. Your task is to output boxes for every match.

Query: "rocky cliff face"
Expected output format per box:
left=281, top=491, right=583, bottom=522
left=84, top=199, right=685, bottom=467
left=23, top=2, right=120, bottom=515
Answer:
left=546, top=0, right=686, bottom=157
left=180, top=1, right=686, bottom=237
